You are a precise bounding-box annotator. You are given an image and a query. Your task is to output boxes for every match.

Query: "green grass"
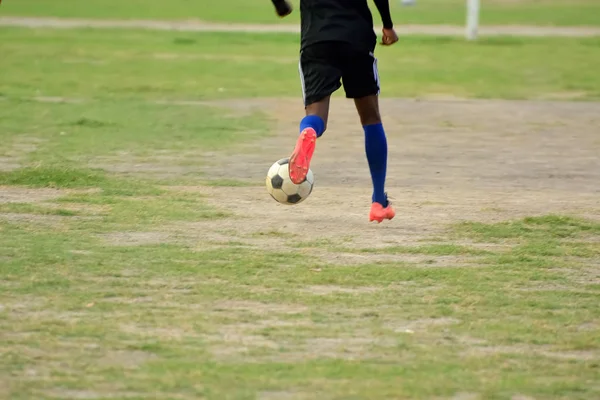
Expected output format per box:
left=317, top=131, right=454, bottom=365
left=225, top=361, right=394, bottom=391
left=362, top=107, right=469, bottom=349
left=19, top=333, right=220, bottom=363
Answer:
left=456, top=215, right=600, bottom=242
left=0, top=166, right=109, bottom=188
left=1, top=88, right=598, bottom=397
left=3, top=0, right=600, bottom=26
left=0, top=99, right=266, bottom=185
left=1, top=11, right=600, bottom=400
left=2, top=28, right=600, bottom=101
left=0, top=202, right=80, bottom=216
left=2, top=204, right=600, bottom=399
left=359, top=243, right=490, bottom=256
left=0, top=164, right=162, bottom=195
left=0, top=99, right=266, bottom=152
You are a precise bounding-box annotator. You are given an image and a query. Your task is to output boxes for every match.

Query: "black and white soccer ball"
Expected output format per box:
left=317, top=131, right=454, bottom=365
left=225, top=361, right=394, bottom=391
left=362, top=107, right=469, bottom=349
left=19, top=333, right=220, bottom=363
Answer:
left=265, top=158, right=314, bottom=205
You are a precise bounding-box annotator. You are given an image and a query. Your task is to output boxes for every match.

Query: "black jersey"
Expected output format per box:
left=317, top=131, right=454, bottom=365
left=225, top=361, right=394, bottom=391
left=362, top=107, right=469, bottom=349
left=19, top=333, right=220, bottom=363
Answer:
left=299, top=0, right=393, bottom=52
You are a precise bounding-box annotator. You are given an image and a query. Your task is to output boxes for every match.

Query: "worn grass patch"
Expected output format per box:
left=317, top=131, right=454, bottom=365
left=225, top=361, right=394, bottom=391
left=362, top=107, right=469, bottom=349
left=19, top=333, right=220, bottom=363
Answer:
left=1, top=165, right=113, bottom=188
left=201, top=179, right=257, bottom=187
left=0, top=165, right=160, bottom=197
left=0, top=202, right=80, bottom=217
left=456, top=215, right=600, bottom=242
left=0, top=100, right=267, bottom=159
left=2, top=211, right=599, bottom=398
left=359, top=244, right=490, bottom=256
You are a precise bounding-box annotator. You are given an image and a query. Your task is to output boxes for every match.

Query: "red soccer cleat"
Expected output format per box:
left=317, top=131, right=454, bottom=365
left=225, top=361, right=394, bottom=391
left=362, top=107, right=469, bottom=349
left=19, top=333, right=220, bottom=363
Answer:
left=289, top=127, right=317, bottom=184
left=369, top=201, right=395, bottom=223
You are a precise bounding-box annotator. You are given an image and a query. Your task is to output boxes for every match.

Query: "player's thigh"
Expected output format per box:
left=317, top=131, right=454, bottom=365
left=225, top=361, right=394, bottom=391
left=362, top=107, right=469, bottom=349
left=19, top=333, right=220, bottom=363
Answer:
left=341, top=49, right=380, bottom=100
left=299, top=44, right=343, bottom=106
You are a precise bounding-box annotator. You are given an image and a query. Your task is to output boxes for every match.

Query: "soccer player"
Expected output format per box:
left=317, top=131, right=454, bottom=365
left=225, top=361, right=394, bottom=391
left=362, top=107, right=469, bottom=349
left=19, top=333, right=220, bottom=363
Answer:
left=271, top=0, right=398, bottom=223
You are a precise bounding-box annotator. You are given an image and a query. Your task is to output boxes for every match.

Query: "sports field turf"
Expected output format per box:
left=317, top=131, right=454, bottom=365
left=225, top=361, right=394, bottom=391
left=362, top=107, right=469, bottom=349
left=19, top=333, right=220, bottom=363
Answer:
left=3, top=0, right=600, bottom=26
left=2, top=28, right=599, bottom=101
left=2, top=3, right=600, bottom=400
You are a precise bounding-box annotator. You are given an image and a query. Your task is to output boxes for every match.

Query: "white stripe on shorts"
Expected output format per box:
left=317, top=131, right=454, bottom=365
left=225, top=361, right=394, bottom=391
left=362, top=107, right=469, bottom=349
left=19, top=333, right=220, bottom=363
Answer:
left=370, top=51, right=381, bottom=95
left=298, top=53, right=306, bottom=103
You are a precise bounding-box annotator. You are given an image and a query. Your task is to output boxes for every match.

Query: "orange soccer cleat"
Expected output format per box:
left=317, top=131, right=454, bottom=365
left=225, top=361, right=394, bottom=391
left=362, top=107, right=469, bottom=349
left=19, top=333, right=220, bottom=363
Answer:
left=369, top=201, right=395, bottom=223
left=289, top=127, right=317, bottom=184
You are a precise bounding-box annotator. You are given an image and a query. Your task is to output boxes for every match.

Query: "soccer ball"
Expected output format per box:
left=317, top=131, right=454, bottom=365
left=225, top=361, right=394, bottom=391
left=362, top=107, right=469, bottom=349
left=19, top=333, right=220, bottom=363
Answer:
left=265, top=158, right=314, bottom=205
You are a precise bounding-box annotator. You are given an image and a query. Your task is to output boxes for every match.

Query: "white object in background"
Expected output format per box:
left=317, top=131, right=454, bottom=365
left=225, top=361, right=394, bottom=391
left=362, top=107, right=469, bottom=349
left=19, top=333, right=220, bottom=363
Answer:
left=466, top=0, right=480, bottom=40
left=401, top=0, right=416, bottom=6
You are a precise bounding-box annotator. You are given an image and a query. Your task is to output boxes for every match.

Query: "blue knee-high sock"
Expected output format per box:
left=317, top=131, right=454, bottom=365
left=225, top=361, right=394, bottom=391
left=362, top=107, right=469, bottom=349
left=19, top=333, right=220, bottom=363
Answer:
left=364, top=123, right=388, bottom=205
left=300, top=115, right=325, bottom=138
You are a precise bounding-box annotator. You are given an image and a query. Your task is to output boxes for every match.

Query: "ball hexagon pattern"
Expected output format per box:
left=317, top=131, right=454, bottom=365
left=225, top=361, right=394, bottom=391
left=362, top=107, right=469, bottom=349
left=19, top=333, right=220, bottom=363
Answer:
left=265, top=158, right=314, bottom=205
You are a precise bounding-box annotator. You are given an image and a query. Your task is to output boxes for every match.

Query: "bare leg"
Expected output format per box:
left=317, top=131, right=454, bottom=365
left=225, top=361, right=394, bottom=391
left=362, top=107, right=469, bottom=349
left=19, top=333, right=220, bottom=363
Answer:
left=305, top=95, right=331, bottom=132
left=353, top=95, right=381, bottom=126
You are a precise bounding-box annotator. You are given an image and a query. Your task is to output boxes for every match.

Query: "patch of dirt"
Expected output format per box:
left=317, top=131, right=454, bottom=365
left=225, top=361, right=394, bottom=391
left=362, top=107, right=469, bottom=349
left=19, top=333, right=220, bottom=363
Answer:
left=515, top=283, right=599, bottom=294
left=42, top=202, right=110, bottom=216
left=302, top=285, right=381, bottom=295
left=207, top=330, right=401, bottom=362
left=200, top=301, right=453, bottom=363
left=450, top=393, right=481, bottom=400
left=0, top=187, right=65, bottom=203
left=577, top=322, right=599, bottom=332
left=198, top=98, right=600, bottom=193
left=1, top=296, right=48, bottom=313
left=31, top=96, right=85, bottom=104
left=0, top=158, right=21, bottom=171
left=0, top=212, right=73, bottom=227
left=464, top=344, right=600, bottom=361
left=298, top=336, right=398, bottom=361
left=511, top=395, right=536, bottom=400
left=2, top=17, right=600, bottom=37
left=119, top=324, right=191, bottom=341
left=99, top=231, right=172, bottom=246
left=43, top=389, right=143, bottom=400
left=89, top=156, right=199, bottom=179
left=206, top=319, right=313, bottom=359
left=558, top=266, right=600, bottom=285
left=386, top=317, right=461, bottom=333
left=102, top=296, right=155, bottom=304
left=307, top=250, right=478, bottom=267
left=0, top=136, right=44, bottom=171
left=213, top=300, right=308, bottom=315
left=207, top=325, right=280, bottom=352
left=258, top=391, right=313, bottom=400
left=165, top=182, right=598, bottom=264
left=97, top=350, right=157, bottom=369
left=149, top=98, right=600, bottom=266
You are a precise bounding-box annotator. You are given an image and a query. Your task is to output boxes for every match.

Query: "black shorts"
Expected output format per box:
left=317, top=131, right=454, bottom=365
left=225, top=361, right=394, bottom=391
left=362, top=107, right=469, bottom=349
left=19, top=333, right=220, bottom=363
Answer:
left=299, top=42, right=380, bottom=106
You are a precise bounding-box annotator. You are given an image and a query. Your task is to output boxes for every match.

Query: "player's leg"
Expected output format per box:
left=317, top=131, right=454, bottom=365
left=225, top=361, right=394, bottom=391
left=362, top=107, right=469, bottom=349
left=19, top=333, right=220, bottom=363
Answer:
left=289, top=44, right=341, bottom=184
left=354, top=95, right=394, bottom=222
left=302, top=96, right=330, bottom=137
left=354, top=95, right=387, bottom=207
left=342, top=48, right=394, bottom=222
left=289, top=95, right=329, bottom=184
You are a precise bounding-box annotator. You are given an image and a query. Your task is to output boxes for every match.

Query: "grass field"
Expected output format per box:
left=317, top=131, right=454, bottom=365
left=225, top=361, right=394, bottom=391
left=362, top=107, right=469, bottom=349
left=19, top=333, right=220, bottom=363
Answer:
left=2, top=94, right=600, bottom=398
left=2, top=2, right=600, bottom=399
left=3, top=0, right=600, bottom=26
left=2, top=28, right=600, bottom=101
